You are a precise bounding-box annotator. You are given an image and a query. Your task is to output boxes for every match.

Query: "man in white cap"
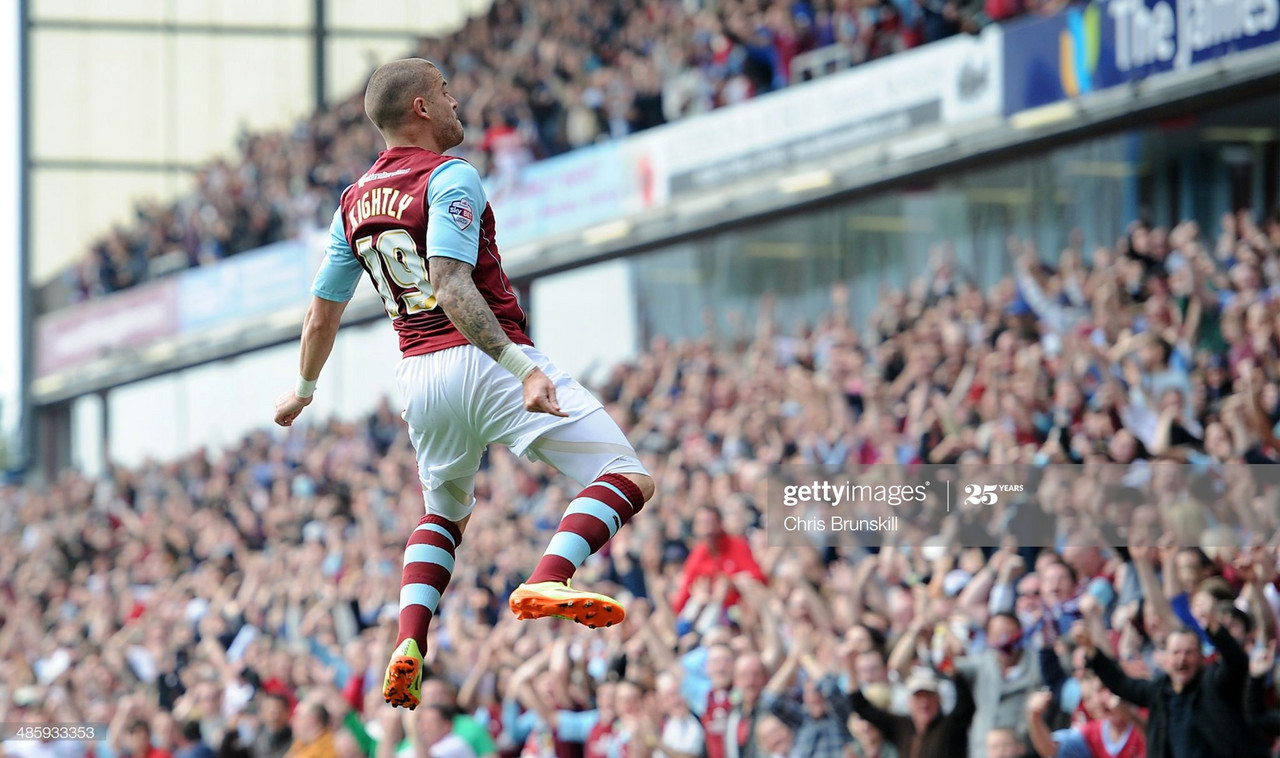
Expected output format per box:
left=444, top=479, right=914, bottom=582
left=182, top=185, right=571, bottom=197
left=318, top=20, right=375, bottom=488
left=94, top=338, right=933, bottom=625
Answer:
left=849, top=668, right=975, bottom=758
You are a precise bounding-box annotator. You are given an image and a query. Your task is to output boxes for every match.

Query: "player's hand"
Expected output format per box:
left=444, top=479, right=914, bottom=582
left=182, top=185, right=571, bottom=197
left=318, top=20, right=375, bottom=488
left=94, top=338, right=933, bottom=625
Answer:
left=274, top=392, right=313, bottom=426
left=522, top=369, right=567, bottom=417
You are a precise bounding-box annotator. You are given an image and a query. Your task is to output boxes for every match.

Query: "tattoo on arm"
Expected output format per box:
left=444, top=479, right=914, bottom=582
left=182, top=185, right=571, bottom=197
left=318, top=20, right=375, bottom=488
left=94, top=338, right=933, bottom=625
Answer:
left=429, top=257, right=512, bottom=362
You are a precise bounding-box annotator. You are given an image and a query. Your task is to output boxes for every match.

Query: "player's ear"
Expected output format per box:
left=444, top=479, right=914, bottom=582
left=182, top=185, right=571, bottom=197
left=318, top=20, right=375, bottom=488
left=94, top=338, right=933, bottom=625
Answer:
left=414, top=96, right=429, bottom=119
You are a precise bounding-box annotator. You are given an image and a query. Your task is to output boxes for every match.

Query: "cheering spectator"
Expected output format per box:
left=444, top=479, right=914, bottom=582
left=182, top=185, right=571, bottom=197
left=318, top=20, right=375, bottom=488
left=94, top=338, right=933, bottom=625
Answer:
left=503, top=643, right=606, bottom=755
left=955, top=612, right=1043, bottom=756
left=286, top=702, right=338, bottom=758
left=672, top=506, right=767, bottom=613
left=419, top=681, right=497, bottom=758
left=174, top=722, right=214, bottom=758
left=1244, top=641, right=1280, bottom=738
left=253, top=694, right=295, bottom=758
left=408, top=706, right=476, bottom=758
left=1026, top=686, right=1146, bottom=758
left=1077, top=612, right=1268, bottom=758
left=987, top=727, right=1035, bottom=758
left=753, top=715, right=795, bottom=758
left=849, top=669, right=976, bottom=758
left=723, top=653, right=770, bottom=758
left=108, top=697, right=175, bottom=758
left=761, top=626, right=852, bottom=757
left=846, top=684, right=899, bottom=758
left=119, top=720, right=174, bottom=758
left=647, top=672, right=705, bottom=758
left=679, top=641, right=737, bottom=755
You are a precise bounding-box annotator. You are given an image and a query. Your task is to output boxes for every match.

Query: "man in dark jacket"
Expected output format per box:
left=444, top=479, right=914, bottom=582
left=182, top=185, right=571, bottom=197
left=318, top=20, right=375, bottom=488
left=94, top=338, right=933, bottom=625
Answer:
left=252, top=693, right=294, bottom=758
left=1245, top=639, right=1280, bottom=736
left=1078, top=612, right=1268, bottom=758
left=849, top=669, right=976, bottom=758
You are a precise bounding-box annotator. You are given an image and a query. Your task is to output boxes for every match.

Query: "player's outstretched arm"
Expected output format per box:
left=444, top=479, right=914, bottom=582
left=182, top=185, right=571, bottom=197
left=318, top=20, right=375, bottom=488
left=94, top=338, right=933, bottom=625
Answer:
left=429, top=257, right=565, bottom=417
left=275, top=295, right=349, bottom=427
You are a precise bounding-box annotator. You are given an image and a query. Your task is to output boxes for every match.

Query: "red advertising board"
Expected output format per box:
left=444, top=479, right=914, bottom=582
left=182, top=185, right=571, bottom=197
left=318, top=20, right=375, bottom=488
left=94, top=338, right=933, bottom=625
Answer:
left=36, top=279, right=180, bottom=377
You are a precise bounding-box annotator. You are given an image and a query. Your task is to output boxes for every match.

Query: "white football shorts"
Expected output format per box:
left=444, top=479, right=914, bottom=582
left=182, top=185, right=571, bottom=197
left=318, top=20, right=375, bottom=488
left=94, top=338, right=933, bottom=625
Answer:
left=394, top=343, right=648, bottom=520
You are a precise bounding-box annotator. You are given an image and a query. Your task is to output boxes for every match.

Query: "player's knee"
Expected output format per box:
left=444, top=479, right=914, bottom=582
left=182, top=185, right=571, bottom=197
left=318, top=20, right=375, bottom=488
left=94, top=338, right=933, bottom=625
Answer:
left=622, top=472, right=655, bottom=503
left=424, top=485, right=477, bottom=523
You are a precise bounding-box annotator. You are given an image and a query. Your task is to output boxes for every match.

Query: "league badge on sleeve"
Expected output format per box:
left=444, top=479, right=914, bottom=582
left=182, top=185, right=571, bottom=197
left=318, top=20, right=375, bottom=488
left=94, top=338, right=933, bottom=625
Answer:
left=448, top=199, right=474, bottom=231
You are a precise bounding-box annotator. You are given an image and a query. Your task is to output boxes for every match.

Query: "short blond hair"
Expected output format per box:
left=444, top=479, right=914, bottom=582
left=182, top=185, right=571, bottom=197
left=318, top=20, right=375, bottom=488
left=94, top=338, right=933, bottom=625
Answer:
left=364, top=58, right=438, bottom=132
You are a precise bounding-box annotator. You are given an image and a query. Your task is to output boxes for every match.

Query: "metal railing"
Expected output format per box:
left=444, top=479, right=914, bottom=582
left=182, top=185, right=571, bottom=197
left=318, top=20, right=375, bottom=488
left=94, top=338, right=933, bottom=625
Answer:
left=790, top=43, right=856, bottom=85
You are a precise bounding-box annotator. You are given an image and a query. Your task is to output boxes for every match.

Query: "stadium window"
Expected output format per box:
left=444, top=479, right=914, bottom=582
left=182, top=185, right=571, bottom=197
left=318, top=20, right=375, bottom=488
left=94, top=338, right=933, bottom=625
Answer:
left=1222, top=145, right=1254, bottom=213
left=1166, top=158, right=1181, bottom=229
left=1263, top=140, right=1279, bottom=214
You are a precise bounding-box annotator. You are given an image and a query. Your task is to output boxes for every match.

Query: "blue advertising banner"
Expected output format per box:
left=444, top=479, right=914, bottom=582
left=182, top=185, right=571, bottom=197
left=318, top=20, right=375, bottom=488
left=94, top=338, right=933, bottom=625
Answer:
left=485, top=142, right=636, bottom=250
left=178, top=239, right=313, bottom=332
left=1004, top=0, right=1280, bottom=115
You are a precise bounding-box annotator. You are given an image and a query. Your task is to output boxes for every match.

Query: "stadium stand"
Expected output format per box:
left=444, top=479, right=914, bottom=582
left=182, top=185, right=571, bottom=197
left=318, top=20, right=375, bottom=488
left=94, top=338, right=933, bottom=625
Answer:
left=6, top=207, right=1280, bottom=758
left=60, top=0, right=1032, bottom=305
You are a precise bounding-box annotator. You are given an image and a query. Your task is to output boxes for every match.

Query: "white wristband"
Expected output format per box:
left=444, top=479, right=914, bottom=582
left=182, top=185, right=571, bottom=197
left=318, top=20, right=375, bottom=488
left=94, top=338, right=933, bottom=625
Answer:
left=497, top=343, right=539, bottom=381
left=296, top=376, right=317, bottom=398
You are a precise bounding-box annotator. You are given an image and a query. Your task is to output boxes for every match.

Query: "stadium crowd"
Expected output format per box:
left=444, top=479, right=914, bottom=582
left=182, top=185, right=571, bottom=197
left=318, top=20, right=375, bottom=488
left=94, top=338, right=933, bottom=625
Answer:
left=6, top=205, right=1280, bottom=758
left=63, top=0, right=1042, bottom=303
